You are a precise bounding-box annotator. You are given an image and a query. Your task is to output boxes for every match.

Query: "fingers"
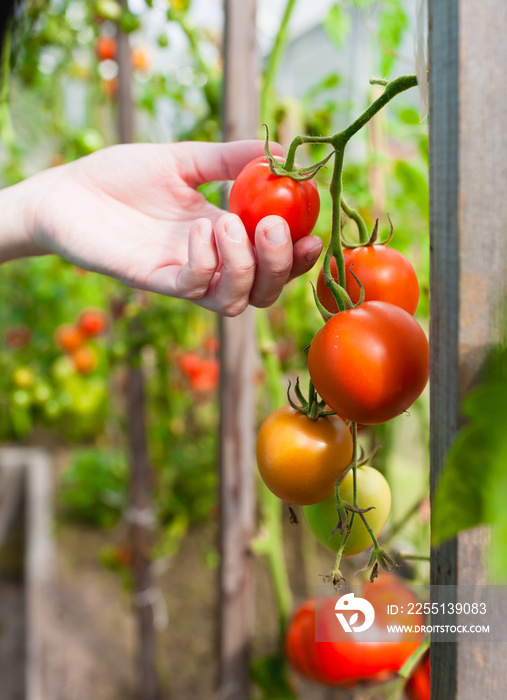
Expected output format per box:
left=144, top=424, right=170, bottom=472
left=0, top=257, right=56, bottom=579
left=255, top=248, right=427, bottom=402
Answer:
left=248, top=216, right=294, bottom=308
left=145, top=218, right=219, bottom=298
left=173, top=140, right=284, bottom=188
left=144, top=216, right=323, bottom=317
left=288, top=235, right=323, bottom=282
left=208, top=214, right=257, bottom=316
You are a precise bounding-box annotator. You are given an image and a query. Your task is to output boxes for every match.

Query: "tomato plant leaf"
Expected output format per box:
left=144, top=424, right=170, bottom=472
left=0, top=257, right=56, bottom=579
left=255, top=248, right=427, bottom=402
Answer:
left=324, top=3, right=351, bottom=49
left=378, top=0, right=408, bottom=76
left=432, top=371, right=507, bottom=580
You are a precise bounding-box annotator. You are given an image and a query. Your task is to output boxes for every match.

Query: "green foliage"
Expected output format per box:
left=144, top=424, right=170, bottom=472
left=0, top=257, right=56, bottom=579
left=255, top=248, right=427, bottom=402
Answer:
left=251, top=653, right=297, bottom=700
left=432, top=346, right=507, bottom=580
left=324, top=3, right=351, bottom=49
left=378, top=0, right=408, bottom=76
left=58, top=448, right=128, bottom=528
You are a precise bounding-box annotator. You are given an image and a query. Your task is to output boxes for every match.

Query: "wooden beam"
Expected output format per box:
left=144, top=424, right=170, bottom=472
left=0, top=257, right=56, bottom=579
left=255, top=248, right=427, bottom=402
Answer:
left=429, top=1, right=507, bottom=697
left=218, top=1, right=259, bottom=698
left=116, top=5, right=159, bottom=698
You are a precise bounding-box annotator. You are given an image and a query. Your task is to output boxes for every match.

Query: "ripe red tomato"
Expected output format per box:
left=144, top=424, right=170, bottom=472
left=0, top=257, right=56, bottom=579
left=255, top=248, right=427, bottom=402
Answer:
left=256, top=406, right=353, bottom=505
left=95, top=35, right=117, bottom=61
left=229, top=156, right=320, bottom=244
left=78, top=308, right=109, bottom=337
left=317, top=246, right=420, bottom=315
left=405, top=650, right=430, bottom=700
left=303, top=465, right=391, bottom=555
left=308, top=301, right=429, bottom=424
left=178, top=352, right=219, bottom=392
left=286, top=576, right=424, bottom=686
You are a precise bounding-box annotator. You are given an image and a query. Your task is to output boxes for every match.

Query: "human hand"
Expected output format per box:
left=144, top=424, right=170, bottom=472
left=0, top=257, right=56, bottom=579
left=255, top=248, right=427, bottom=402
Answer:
left=14, top=140, right=323, bottom=316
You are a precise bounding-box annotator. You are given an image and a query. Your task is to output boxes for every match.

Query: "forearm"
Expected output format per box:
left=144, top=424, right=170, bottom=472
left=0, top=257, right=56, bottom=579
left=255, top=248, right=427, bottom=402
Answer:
left=0, top=176, right=46, bottom=263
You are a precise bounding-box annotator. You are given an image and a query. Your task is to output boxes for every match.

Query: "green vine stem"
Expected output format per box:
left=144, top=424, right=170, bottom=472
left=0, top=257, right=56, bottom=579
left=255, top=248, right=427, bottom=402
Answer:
left=285, top=74, right=418, bottom=304
left=255, top=311, right=293, bottom=634
left=341, top=197, right=369, bottom=244
left=0, top=25, right=15, bottom=147
left=329, top=422, right=358, bottom=585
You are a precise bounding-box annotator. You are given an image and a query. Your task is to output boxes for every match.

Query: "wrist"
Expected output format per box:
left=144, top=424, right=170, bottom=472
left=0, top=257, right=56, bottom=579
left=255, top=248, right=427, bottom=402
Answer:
left=0, top=174, right=49, bottom=263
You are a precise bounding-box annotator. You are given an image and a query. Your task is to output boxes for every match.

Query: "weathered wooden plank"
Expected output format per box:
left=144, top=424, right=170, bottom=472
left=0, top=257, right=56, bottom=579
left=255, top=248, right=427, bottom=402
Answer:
left=429, top=0, right=507, bottom=698
left=428, top=1, right=459, bottom=697
left=218, top=1, right=259, bottom=698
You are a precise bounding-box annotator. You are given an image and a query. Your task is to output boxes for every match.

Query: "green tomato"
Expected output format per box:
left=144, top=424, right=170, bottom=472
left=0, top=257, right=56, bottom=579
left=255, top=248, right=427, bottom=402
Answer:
left=51, top=356, right=75, bottom=382
left=33, top=382, right=52, bottom=405
left=75, top=128, right=105, bottom=155
left=303, top=465, right=391, bottom=557
left=11, top=389, right=31, bottom=409
left=95, top=0, right=122, bottom=21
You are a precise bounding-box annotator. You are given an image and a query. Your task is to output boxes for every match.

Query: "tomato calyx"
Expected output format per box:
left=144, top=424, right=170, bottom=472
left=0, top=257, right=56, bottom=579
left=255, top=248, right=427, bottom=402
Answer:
left=357, top=544, right=397, bottom=583
left=262, top=124, right=335, bottom=182
left=342, top=212, right=395, bottom=249
left=287, top=377, right=335, bottom=420
left=313, top=265, right=365, bottom=319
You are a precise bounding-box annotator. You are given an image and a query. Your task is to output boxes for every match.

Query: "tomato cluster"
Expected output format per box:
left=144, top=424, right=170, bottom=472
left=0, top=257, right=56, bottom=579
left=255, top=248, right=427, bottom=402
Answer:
left=286, top=576, right=424, bottom=686
left=231, top=149, right=428, bottom=691
left=55, top=307, right=108, bottom=375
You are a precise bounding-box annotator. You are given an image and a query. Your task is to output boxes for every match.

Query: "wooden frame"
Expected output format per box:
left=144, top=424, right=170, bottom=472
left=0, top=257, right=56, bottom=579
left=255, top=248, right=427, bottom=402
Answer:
left=429, top=1, right=507, bottom=697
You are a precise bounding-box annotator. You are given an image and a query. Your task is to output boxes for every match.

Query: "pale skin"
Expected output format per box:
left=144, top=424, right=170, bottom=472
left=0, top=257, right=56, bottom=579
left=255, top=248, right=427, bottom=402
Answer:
left=0, top=139, right=323, bottom=316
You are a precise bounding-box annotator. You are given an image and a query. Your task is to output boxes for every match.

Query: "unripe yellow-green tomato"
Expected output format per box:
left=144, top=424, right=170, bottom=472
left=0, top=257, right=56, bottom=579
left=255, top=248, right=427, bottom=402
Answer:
left=303, top=465, right=391, bottom=557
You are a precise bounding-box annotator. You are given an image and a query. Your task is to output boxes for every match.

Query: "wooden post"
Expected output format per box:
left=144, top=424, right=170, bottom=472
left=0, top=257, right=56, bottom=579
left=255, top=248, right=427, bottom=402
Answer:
left=116, top=7, right=160, bottom=699
left=429, top=1, right=507, bottom=698
left=218, top=1, right=259, bottom=698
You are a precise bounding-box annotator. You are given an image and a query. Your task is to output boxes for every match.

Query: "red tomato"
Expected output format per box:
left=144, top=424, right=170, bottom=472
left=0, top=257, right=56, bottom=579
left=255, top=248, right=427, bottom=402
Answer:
left=95, top=35, right=117, bottom=61
left=178, top=353, right=219, bottom=392
left=229, top=156, right=320, bottom=244
left=256, top=406, right=353, bottom=505
left=317, top=246, right=420, bottom=315
left=308, top=301, right=429, bottom=424
left=405, top=650, right=430, bottom=700
left=78, top=308, right=109, bottom=337
left=286, top=576, right=424, bottom=686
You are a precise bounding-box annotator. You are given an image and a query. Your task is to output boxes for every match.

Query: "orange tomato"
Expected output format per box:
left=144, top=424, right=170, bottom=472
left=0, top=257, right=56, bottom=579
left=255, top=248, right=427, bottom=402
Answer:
left=72, top=346, right=98, bottom=375
left=131, top=45, right=151, bottom=72
left=256, top=406, right=353, bottom=505
left=55, top=324, right=86, bottom=353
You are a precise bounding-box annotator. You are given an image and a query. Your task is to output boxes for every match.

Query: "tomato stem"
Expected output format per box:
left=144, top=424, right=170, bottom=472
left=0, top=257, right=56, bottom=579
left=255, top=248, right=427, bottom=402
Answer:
left=285, top=74, right=417, bottom=315
left=340, top=197, right=369, bottom=244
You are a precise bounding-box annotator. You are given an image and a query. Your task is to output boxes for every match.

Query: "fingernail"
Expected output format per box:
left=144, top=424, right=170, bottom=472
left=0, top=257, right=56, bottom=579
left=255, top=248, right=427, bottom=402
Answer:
left=225, top=216, right=245, bottom=242
left=199, top=220, right=212, bottom=242
left=266, top=222, right=287, bottom=246
left=305, top=242, right=323, bottom=263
